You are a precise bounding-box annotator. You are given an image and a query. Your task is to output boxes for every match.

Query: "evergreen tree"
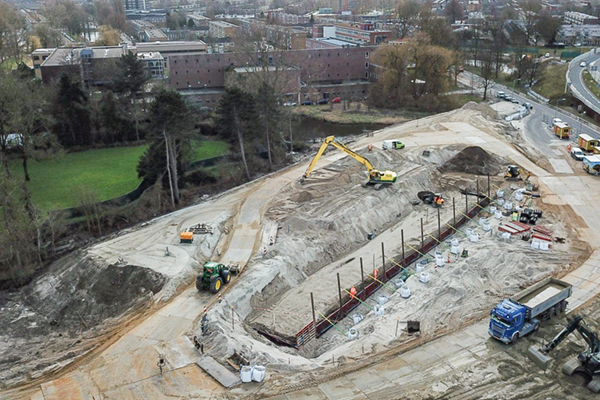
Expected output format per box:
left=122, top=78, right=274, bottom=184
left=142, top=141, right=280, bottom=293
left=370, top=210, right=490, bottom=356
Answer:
left=53, top=73, right=92, bottom=147
left=111, top=51, right=149, bottom=141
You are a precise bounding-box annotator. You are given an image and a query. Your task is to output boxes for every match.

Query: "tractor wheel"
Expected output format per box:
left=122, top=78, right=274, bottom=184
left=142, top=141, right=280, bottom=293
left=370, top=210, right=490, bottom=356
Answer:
left=195, top=275, right=203, bottom=291
left=587, top=377, right=600, bottom=393
left=209, top=276, right=223, bottom=293
left=221, top=269, right=232, bottom=284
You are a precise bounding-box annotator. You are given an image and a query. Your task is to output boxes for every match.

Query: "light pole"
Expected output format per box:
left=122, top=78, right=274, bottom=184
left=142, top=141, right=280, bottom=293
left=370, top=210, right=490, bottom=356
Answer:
left=579, top=111, right=587, bottom=135
left=554, top=98, right=566, bottom=122
left=512, top=78, right=521, bottom=91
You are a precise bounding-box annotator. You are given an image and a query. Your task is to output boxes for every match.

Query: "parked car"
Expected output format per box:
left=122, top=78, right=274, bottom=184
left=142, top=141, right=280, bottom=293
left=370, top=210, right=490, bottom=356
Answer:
left=510, top=98, right=520, bottom=104
left=332, top=97, right=342, bottom=103
left=580, top=61, right=587, bottom=68
left=504, top=96, right=513, bottom=102
left=523, top=102, right=533, bottom=110
left=553, top=118, right=562, bottom=124
left=300, top=100, right=313, bottom=106
left=497, top=91, right=506, bottom=99
left=317, top=98, right=329, bottom=105
left=283, top=102, right=297, bottom=107
left=571, top=147, right=585, bottom=161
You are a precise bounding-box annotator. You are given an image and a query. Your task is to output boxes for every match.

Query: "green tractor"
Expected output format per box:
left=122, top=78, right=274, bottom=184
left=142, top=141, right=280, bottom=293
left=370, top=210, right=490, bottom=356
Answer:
left=196, top=262, right=232, bottom=293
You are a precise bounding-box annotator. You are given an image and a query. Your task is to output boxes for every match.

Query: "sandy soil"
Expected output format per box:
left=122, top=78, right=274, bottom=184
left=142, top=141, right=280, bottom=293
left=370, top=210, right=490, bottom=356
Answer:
left=193, top=106, right=588, bottom=393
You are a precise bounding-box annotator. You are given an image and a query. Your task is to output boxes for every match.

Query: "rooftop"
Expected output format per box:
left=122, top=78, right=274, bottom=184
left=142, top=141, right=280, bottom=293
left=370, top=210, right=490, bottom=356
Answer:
left=42, top=47, right=126, bottom=67
left=310, top=37, right=358, bottom=47
left=209, top=20, right=239, bottom=28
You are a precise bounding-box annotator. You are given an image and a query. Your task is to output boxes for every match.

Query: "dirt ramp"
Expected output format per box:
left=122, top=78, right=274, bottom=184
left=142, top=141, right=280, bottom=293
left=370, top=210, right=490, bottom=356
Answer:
left=439, top=146, right=503, bottom=175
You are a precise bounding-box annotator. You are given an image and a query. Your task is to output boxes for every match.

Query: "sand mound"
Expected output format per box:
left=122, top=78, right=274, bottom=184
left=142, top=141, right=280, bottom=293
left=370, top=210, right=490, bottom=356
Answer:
left=439, top=146, right=502, bottom=175
left=291, top=191, right=313, bottom=203
left=461, top=101, right=498, bottom=119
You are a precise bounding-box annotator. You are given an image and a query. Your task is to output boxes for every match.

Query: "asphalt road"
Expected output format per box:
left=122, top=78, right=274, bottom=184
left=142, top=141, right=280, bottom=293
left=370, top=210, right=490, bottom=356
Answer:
left=460, top=71, right=600, bottom=154
left=567, top=49, right=600, bottom=114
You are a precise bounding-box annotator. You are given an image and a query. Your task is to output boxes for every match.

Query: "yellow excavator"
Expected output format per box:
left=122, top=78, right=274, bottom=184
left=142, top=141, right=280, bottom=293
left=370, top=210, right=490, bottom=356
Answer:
left=300, top=136, right=397, bottom=190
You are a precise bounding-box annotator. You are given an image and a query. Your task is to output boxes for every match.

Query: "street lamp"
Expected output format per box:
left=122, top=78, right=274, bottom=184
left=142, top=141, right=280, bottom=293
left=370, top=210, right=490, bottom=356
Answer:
left=554, top=97, right=567, bottom=122
left=579, top=111, right=587, bottom=135
left=513, top=78, right=521, bottom=91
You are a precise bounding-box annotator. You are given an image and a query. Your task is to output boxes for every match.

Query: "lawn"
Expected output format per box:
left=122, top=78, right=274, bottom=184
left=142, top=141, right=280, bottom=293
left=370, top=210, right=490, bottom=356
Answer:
left=191, top=140, right=230, bottom=161
left=10, top=140, right=230, bottom=211
left=582, top=70, right=600, bottom=99
left=533, top=63, right=568, bottom=101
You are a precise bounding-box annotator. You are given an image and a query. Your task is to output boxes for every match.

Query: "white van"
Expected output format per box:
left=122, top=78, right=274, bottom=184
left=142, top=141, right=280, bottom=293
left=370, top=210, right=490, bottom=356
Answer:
left=580, top=61, right=587, bottom=68
left=382, top=140, right=405, bottom=150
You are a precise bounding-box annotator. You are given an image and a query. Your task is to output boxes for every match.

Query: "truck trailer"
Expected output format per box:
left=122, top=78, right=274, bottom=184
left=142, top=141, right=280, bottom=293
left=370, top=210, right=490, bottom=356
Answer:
left=489, top=277, right=572, bottom=344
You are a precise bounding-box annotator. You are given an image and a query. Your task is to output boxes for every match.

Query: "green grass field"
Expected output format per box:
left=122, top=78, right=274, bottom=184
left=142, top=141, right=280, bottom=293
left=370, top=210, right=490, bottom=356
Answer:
left=191, top=140, right=230, bottom=161
left=10, top=140, right=230, bottom=211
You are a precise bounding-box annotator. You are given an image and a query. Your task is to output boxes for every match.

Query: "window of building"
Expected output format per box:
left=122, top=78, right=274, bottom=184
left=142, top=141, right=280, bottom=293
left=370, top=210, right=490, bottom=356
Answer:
left=365, top=62, right=369, bottom=69
left=365, top=72, right=368, bottom=78
left=174, top=60, right=177, bottom=64
left=365, top=51, right=369, bottom=58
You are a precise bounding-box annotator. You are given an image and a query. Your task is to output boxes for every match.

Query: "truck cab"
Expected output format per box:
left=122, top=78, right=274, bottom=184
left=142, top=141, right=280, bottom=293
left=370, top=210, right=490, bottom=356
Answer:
left=489, top=299, right=538, bottom=344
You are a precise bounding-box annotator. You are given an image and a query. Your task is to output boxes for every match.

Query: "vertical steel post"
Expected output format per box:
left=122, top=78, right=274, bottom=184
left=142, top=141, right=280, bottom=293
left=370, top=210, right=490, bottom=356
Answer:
left=401, top=229, right=405, bottom=265
left=381, top=242, right=386, bottom=282
left=420, top=218, right=424, bottom=252
left=337, top=273, right=343, bottom=319
left=310, top=292, right=317, bottom=334
left=453, top=197, right=456, bottom=226
left=437, top=207, right=441, bottom=240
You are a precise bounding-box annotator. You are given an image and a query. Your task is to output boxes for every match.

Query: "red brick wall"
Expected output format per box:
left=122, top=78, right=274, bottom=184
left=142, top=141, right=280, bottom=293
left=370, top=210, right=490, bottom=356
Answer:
left=167, top=46, right=375, bottom=90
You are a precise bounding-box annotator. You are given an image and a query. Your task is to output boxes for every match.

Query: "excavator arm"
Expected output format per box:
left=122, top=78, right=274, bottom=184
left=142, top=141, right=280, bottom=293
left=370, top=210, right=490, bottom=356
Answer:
left=301, top=136, right=335, bottom=181
left=328, top=140, right=375, bottom=172
left=302, top=136, right=376, bottom=180
left=540, top=315, right=583, bottom=354
left=577, top=322, right=600, bottom=354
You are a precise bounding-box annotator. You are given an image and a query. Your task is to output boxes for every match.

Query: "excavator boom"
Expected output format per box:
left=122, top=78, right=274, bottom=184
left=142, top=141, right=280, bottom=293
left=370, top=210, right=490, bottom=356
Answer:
left=301, top=136, right=397, bottom=187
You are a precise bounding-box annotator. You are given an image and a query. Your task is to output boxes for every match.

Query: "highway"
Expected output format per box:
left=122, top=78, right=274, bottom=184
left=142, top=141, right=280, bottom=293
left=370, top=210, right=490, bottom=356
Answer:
left=567, top=49, right=600, bottom=115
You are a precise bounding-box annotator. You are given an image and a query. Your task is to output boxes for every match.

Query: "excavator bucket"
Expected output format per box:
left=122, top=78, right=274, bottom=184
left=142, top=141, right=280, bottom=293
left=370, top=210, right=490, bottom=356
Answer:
left=527, top=346, right=553, bottom=369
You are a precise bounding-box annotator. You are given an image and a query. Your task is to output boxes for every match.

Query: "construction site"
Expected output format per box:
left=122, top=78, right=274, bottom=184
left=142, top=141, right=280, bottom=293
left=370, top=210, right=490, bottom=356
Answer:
left=2, top=102, right=600, bottom=400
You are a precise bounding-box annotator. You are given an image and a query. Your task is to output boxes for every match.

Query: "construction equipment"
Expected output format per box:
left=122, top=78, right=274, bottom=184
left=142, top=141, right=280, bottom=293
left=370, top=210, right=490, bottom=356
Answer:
left=528, top=315, right=600, bottom=393
left=417, top=191, right=444, bottom=207
left=504, top=165, right=531, bottom=181
left=300, top=136, right=397, bottom=190
left=180, top=231, right=194, bottom=243
left=489, top=277, right=572, bottom=344
left=196, top=262, right=232, bottom=293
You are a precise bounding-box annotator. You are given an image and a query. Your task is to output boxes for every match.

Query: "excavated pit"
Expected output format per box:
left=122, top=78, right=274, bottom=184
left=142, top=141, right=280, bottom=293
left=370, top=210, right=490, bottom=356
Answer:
left=197, top=116, right=583, bottom=370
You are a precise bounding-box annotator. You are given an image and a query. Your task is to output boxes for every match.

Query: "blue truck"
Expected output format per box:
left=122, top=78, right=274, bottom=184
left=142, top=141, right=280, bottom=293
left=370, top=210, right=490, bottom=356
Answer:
left=489, top=277, right=572, bottom=344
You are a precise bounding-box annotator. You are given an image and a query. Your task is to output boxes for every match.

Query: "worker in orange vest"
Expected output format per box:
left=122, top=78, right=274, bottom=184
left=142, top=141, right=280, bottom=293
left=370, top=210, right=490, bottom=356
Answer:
left=350, top=287, right=356, bottom=299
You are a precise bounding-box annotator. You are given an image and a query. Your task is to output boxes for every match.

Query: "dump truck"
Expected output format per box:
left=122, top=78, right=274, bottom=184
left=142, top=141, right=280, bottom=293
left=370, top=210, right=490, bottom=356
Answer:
left=578, top=134, right=600, bottom=152
left=553, top=122, right=571, bottom=139
left=488, top=277, right=572, bottom=344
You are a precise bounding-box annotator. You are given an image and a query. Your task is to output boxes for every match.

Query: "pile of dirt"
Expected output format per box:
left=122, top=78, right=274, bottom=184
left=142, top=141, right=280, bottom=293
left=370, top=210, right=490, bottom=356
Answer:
left=439, top=146, right=503, bottom=175
left=0, top=252, right=166, bottom=387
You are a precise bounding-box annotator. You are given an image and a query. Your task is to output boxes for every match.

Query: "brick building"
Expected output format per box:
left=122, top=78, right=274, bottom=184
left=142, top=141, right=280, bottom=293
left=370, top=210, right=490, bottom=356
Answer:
left=169, top=46, right=376, bottom=105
